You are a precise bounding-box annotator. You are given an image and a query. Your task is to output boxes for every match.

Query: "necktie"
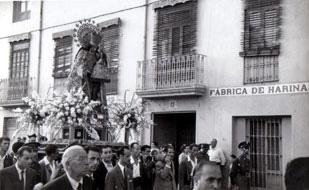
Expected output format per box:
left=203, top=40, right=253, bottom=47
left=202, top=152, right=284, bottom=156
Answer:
left=20, top=170, right=25, bottom=190
left=77, top=183, right=82, bottom=190
left=123, top=168, right=128, bottom=190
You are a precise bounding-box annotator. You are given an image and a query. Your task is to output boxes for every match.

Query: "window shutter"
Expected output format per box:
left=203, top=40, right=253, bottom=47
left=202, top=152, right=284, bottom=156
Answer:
left=101, top=24, right=120, bottom=95
left=154, top=0, right=197, bottom=58
left=242, top=0, right=281, bottom=53
left=53, top=36, right=72, bottom=78
left=264, top=8, right=280, bottom=48
left=10, top=40, right=30, bottom=79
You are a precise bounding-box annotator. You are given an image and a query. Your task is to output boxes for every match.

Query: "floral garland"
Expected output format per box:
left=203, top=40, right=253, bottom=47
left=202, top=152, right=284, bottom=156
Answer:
left=108, top=91, right=153, bottom=141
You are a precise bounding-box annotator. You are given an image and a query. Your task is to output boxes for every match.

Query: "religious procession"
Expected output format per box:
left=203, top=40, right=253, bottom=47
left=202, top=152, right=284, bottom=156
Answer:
left=0, top=0, right=308, bottom=190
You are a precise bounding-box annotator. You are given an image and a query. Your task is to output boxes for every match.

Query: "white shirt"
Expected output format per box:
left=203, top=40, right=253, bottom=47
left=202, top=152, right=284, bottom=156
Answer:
left=130, top=156, right=141, bottom=178
left=66, top=172, right=83, bottom=190
left=187, top=155, right=197, bottom=176
left=43, top=156, right=56, bottom=170
left=118, top=163, right=125, bottom=177
left=208, top=147, right=226, bottom=166
left=15, top=163, right=26, bottom=190
left=103, top=160, right=114, bottom=172
left=15, top=163, right=26, bottom=181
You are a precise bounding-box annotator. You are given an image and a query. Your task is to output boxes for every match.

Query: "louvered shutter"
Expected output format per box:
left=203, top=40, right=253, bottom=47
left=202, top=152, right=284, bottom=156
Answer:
left=101, top=24, right=120, bottom=95
left=154, top=0, right=197, bottom=58
left=53, top=36, right=73, bottom=78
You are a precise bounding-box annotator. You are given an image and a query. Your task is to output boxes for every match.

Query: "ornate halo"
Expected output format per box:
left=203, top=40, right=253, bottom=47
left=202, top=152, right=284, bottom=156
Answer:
left=73, top=19, right=101, bottom=47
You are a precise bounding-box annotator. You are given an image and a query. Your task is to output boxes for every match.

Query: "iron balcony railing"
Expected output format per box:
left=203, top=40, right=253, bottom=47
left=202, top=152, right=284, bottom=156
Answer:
left=137, top=54, right=206, bottom=92
left=0, top=77, right=34, bottom=104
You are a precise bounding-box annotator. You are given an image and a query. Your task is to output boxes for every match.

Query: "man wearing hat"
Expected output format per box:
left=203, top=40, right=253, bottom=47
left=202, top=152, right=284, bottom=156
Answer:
left=28, top=134, right=37, bottom=143
left=230, top=141, right=251, bottom=190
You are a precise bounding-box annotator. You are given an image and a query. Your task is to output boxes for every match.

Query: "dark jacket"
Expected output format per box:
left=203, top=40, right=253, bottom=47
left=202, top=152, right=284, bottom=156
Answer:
left=42, top=173, right=95, bottom=190
left=178, top=156, right=194, bottom=190
left=0, top=165, right=37, bottom=190
left=153, top=161, right=176, bottom=190
left=2, top=154, right=14, bottom=168
left=94, top=161, right=114, bottom=190
left=105, top=165, right=134, bottom=190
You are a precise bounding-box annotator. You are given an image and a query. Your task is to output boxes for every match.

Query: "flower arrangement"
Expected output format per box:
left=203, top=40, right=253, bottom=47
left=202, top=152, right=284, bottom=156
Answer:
left=108, top=90, right=153, bottom=141
left=17, top=91, right=48, bottom=129
left=17, top=87, right=105, bottom=140
left=45, top=87, right=105, bottom=140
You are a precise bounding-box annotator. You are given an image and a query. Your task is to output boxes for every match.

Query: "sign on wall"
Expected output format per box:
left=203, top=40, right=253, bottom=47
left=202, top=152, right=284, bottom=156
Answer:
left=209, top=82, right=309, bottom=97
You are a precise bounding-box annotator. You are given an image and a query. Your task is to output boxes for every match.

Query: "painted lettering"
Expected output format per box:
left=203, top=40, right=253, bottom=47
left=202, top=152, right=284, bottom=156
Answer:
left=252, top=87, right=258, bottom=94
left=259, top=87, right=264, bottom=94
left=301, top=84, right=308, bottom=92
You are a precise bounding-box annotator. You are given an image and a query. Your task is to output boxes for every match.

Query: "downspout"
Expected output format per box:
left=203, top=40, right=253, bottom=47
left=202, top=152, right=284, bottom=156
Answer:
left=141, top=0, right=149, bottom=144
left=36, top=0, right=43, bottom=93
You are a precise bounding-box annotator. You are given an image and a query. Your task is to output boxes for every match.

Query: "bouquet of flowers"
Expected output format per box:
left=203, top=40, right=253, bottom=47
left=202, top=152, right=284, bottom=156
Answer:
left=17, top=91, right=48, bottom=129
left=45, top=87, right=105, bottom=140
left=108, top=91, right=153, bottom=141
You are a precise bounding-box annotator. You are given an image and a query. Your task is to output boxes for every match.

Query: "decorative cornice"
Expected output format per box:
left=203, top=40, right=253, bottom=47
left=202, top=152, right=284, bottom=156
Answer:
left=153, top=0, right=192, bottom=9
left=98, top=18, right=121, bottom=29
left=52, top=29, right=74, bottom=39
left=8, top=33, right=31, bottom=43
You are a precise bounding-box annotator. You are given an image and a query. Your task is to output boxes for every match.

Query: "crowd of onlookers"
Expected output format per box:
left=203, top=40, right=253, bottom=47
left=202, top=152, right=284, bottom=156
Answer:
left=0, top=135, right=308, bottom=190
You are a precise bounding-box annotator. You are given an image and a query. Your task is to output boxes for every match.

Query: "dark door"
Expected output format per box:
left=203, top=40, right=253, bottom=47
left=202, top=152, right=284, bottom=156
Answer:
left=153, top=112, right=196, bottom=153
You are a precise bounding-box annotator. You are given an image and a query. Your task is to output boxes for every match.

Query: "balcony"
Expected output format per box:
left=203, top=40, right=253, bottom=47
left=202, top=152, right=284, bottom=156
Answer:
left=0, top=77, right=34, bottom=106
left=136, top=54, right=206, bottom=98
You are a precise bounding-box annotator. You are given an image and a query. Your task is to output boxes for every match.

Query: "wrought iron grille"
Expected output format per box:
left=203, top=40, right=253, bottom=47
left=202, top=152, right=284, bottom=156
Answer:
left=246, top=118, right=283, bottom=189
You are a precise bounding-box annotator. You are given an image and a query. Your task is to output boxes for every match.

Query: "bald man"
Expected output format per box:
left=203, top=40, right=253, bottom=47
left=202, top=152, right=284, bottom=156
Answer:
left=42, top=145, right=95, bottom=190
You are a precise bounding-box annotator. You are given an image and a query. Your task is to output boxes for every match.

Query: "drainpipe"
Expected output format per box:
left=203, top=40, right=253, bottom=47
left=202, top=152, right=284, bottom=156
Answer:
left=36, top=0, right=43, bottom=93
left=141, top=0, right=149, bottom=144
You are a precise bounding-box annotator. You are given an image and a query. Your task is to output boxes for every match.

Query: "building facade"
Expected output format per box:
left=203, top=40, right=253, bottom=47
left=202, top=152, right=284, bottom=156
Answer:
left=0, top=0, right=308, bottom=189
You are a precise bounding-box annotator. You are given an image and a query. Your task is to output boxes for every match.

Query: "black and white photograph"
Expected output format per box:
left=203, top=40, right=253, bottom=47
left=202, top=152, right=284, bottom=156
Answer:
left=0, top=0, right=308, bottom=189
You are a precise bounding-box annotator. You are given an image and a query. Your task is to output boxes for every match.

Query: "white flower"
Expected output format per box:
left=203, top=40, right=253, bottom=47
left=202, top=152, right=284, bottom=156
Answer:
left=71, top=112, right=76, bottom=118
left=65, top=106, right=70, bottom=111
left=56, top=112, right=64, bottom=119
left=76, top=108, right=82, bottom=113
left=70, top=107, right=76, bottom=112
left=39, top=110, right=46, bottom=117
left=65, top=111, right=69, bottom=116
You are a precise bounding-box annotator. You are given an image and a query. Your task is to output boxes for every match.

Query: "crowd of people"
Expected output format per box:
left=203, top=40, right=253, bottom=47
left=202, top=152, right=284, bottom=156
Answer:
left=0, top=136, right=308, bottom=190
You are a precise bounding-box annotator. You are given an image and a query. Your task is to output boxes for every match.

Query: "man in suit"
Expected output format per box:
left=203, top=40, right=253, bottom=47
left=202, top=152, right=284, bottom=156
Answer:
left=94, top=145, right=114, bottom=190
left=0, top=137, right=13, bottom=170
left=140, top=145, right=155, bottom=190
left=128, top=142, right=142, bottom=190
left=85, top=146, right=100, bottom=189
left=105, top=146, right=133, bottom=190
left=42, top=145, right=95, bottom=190
left=0, top=146, right=37, bottom=190
left=39, top=144, right=61, bottom=184
left=179, top=144, right=199, bottom=190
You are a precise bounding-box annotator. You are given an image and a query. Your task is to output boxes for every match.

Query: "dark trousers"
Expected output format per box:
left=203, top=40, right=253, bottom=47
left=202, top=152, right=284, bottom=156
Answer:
left=133, top=177, right=142, bottom=190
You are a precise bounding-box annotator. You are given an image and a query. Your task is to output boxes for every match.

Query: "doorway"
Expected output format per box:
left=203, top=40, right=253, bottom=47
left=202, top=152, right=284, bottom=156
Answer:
left=153, top=112, right=196, bottom=153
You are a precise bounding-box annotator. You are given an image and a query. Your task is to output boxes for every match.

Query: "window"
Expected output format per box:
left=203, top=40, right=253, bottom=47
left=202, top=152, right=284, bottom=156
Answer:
left=241, top=0, right=281, bottom=84
left=53, top=36, right=73, bottom=78
left=10, top=40, right=30, bottom=79
left=13, top=1, right=31, bottom=22
left=99, top=19, right=121, bottom=95
left=154, top=0, right=197, bottom=58
left=246, top=118, right=282, bottom=188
